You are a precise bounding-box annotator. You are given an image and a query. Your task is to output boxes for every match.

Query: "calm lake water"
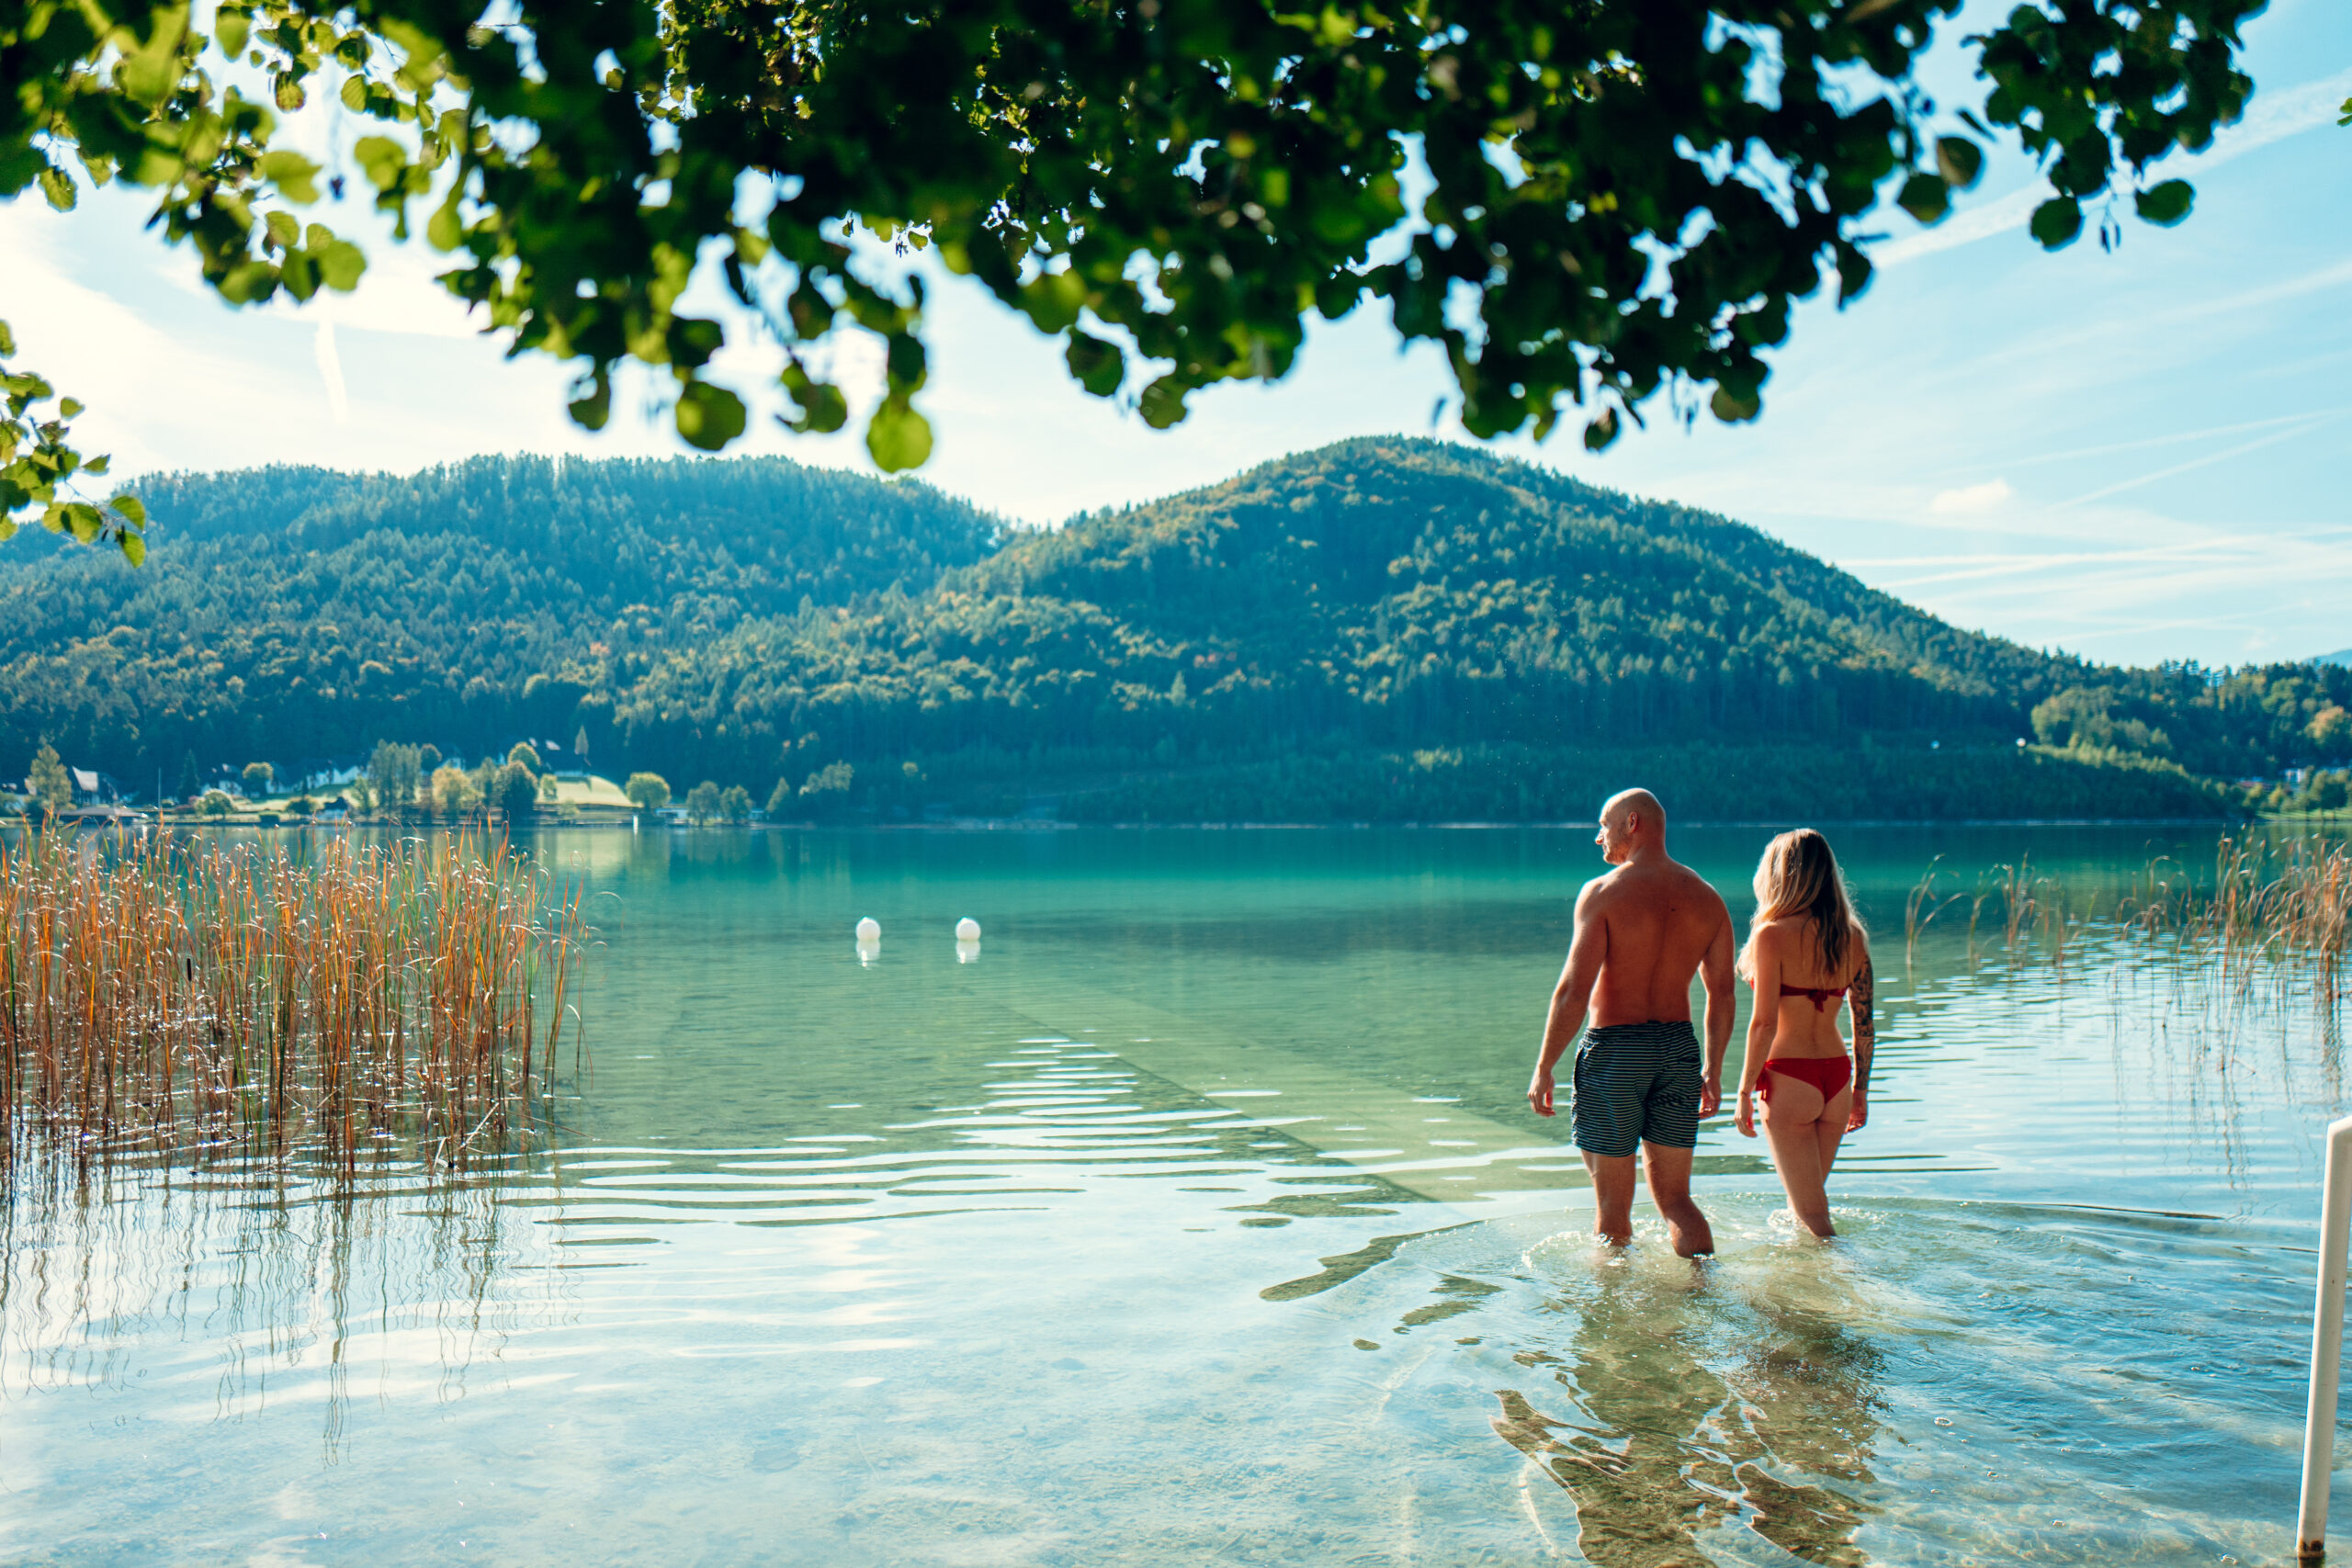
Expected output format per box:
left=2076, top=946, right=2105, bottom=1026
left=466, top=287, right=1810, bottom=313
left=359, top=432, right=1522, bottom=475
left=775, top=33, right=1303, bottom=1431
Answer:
left=4, top=824, right=2346, bottom=1565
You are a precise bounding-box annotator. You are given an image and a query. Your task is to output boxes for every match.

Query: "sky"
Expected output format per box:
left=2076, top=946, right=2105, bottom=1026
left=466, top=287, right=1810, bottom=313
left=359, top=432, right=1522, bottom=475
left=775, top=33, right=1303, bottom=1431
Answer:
left=3, top=0, right=2346, bottom=670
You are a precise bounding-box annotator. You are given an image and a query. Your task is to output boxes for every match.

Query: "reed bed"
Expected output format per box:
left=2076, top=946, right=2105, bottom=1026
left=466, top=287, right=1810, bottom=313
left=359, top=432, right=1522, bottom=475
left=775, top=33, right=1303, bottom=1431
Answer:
left=0, top=827, right=587, bottom=1172
left=1905, top=836, right=2351, bottom=1007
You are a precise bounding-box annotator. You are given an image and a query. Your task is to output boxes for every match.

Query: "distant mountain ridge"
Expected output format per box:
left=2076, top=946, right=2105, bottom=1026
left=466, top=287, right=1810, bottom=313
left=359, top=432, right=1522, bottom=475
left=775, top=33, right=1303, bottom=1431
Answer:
left=0, top=439, right=2341, bottom=818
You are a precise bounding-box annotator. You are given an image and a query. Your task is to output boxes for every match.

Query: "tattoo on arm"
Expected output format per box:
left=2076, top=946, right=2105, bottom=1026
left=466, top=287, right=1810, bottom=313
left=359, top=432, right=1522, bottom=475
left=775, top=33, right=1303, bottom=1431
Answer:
left=1850, top=958, right=1874, bottom=1090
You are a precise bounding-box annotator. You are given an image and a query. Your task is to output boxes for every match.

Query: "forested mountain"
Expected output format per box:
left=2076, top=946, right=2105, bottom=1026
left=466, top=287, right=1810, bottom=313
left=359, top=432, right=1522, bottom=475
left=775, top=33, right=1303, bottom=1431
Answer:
left=1, top=440, right=2342, bottom=820
left=0, top=455, right=998, bottom=784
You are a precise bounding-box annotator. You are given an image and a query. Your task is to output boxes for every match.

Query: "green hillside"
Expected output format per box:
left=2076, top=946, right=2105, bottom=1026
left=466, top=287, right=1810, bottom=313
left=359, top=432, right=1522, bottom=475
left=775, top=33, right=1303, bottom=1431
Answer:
left=1, top=440, right=2343, bottom=820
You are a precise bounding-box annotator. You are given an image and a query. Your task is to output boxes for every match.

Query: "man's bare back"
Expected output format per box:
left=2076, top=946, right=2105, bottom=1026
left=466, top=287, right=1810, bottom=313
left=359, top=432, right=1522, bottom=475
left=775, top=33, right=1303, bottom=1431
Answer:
left=1525, top=788, right=1734, bottom=1258
left=1583, top=856, right=1734, bottom=1028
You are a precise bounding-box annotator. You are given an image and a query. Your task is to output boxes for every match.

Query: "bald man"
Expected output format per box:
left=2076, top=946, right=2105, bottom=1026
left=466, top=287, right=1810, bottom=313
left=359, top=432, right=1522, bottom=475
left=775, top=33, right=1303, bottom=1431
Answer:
left=1526, top=788, right=1736, bottom=1257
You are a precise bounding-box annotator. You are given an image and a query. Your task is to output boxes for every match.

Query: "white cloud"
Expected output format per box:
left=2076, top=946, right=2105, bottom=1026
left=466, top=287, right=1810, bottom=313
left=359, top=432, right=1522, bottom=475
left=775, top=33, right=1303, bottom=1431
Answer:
left=1927, top=479, right=2013, bottom=515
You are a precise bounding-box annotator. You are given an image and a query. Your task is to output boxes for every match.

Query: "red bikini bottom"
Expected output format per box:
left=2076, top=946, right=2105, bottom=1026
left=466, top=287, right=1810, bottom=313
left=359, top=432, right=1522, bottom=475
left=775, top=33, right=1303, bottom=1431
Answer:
left=1760, top=1056, right=1853, bottom=1102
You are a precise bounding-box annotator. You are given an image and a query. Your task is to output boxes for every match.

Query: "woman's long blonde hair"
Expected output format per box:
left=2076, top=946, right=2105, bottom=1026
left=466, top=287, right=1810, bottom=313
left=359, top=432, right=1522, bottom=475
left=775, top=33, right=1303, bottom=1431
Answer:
left=1737, top=829, right=1866, bottom=983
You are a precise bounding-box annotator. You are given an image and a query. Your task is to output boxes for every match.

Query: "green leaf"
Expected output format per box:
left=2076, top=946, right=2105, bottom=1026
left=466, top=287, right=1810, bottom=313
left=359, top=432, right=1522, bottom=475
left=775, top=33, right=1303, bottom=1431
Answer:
left=118, top=530, right=146, bottom=566
left=1709, top=383, right=1761, bottom=423
left=865, top=397, right=933, bottom=470
left=316, top=239, right=367, bottom=291
left=1021, top=270, right=1087, bottom=333
left=1896, top=173, right=1950, bottom=225
left=780, top=364, right=848, bottom=434
left=2029, top=196, right=2084, bottom=249
left=108, top=493, right=146, bottom=526
left=568, top=376, right=613, bottom=431
left=280, top=249, right=319, bottom=300
left=116, top=7, right=189, bottom=105
left=55, top=502, right=104, bottom=542
left=259, top=151, right=322, bottom=204
left=354, top=137, right=408, bottom=192
left=37, top=164, right=76, bottom=213
left=1065, top=331, right=1125, bottom=397
left=1582, top=408, right=1620, bottom=452
left=1935, top=137, right=1984, bottom=191
left=1137, top=377, right=1189, bottom=430
left=0, top=321, right=15, bottom=356
left=58, top=398, right=83, bottom=419
left=2133, top=179, right=2194, bottom=227
left=674, top=379, right=747, bottom=450
left=216, top=7, right=251, bottom=60
left=426, top=192, right=465, bottom=252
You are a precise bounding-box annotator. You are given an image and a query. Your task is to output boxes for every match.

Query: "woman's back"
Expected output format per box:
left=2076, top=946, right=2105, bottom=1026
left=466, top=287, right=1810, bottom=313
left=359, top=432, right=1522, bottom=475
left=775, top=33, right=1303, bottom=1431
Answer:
left=1752, top=916, right=1866, bottom=1057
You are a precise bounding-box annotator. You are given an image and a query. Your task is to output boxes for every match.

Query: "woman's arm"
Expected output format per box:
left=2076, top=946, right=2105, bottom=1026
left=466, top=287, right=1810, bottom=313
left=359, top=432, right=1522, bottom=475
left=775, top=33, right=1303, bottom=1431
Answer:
left=1847, top=943, right=1874, bottom=1133
left=1735, top=926, right=1778, bottom=1138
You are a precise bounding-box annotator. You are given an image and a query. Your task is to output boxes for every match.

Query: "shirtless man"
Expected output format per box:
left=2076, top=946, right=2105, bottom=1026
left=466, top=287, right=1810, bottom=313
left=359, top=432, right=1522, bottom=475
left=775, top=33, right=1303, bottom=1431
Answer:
left=1526, top=789, right=1736, bottom=1257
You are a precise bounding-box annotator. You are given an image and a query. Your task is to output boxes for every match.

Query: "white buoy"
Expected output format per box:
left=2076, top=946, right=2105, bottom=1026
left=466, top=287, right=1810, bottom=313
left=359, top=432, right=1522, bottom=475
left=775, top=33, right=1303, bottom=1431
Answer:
left=856, top=917, right=880, bottom=942
left=956, top=918, right=981, bottom=942
left=956, top=940, right=980, bottom=964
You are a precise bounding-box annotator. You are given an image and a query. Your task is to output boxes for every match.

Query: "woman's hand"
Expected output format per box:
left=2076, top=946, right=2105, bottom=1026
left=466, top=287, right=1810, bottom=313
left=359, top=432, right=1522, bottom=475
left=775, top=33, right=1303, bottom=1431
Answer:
left=1735, top=1089, right=1757, bottom=1139
left=1846, top=1088, right=1868, bottom=1133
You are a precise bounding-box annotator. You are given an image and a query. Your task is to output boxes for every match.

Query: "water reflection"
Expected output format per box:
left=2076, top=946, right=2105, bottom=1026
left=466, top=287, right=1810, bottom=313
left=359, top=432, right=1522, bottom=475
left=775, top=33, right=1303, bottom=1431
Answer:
left=0, top=1156, right=560, bottom=1466
left=1489, top=1247, right=1882, bottom=1566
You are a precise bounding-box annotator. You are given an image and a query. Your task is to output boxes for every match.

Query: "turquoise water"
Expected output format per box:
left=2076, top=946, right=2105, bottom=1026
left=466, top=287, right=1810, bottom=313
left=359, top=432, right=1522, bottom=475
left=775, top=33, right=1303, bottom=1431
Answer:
left=3, top=826, right=2345, bottom=1564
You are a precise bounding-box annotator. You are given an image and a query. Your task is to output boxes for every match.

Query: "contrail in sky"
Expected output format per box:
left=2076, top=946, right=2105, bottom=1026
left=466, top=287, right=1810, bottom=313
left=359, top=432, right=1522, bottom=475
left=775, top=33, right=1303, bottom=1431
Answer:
left=313, top=318, right=350, bottom=424
left=1877, top=67, right=2352, bottom=266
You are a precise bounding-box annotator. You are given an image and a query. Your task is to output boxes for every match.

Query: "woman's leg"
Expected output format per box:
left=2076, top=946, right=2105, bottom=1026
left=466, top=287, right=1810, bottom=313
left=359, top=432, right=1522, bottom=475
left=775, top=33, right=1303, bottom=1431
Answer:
left=1758, top=1071, right=1836, bottom=1238
left=1812, top=1087, right=1855, bottom=1179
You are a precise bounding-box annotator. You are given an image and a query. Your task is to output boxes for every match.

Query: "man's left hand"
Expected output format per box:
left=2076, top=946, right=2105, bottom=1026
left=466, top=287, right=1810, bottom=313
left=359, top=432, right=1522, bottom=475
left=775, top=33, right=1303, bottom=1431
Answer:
left=1527, top=1067, right=1556, bottom=1118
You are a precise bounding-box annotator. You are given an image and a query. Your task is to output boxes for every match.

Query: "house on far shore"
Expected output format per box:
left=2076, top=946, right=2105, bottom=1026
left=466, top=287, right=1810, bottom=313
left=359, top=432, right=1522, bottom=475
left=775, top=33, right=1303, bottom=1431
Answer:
left=287, top=756, right=368, bottom=792
left=71, top=769, right=125, bottom=806
left=0, top=767, right=141, bottom=821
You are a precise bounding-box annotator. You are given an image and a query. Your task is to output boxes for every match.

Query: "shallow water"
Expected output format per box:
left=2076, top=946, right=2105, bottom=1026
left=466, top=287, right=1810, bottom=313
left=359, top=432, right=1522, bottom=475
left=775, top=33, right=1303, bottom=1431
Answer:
left=3, top=825, right=2345, bottom=1564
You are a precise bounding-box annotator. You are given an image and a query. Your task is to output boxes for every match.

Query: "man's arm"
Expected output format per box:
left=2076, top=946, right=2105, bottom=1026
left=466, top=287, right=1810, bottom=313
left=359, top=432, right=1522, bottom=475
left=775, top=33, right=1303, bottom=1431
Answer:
left=1528, top=883, right=1607, bottom=1117
left=1697, top=897, right=1736, bottom=1118
left=1848, top=951, right=1874, bottom=1132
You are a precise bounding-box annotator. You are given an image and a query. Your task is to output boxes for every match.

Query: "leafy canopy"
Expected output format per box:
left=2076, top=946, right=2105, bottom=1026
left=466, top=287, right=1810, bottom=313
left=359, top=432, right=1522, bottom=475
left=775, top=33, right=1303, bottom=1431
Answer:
left=1, top=0, right=2263, bottom=507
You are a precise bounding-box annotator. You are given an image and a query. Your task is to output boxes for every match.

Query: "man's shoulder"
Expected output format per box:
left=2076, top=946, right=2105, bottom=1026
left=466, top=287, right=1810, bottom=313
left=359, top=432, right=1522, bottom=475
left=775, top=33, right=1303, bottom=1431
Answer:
left=1655, top=858, right=1732, bottom=924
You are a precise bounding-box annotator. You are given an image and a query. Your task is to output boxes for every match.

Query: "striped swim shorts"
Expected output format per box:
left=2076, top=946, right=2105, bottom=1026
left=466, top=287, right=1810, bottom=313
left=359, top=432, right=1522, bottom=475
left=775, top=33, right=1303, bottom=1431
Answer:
left=1570, top=1021, right=1702, bottom=1157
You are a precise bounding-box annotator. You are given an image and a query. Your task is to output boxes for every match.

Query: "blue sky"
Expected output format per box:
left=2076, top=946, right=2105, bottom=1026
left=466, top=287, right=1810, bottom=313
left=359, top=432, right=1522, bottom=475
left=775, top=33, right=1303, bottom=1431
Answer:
left=2, top=0, right=2346, bottom=669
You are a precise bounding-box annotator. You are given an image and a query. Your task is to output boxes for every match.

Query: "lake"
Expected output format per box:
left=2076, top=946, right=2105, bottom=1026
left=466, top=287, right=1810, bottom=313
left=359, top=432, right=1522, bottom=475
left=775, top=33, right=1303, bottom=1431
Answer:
left=3, top=823, right=2345, bottom=1565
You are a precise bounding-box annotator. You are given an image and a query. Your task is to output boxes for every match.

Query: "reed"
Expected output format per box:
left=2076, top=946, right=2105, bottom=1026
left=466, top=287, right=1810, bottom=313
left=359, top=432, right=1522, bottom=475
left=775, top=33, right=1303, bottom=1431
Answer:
left=1913, top=836, right=2351, bottom=1007
left=2133, top=836, right=2352, bottom=990
left=0, top=826, right=587, bottom=1172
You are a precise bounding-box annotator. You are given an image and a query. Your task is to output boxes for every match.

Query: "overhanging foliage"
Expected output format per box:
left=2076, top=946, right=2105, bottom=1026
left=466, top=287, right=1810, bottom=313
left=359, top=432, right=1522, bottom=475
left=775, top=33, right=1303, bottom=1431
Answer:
left=1, top=0, right=2263, bottom=520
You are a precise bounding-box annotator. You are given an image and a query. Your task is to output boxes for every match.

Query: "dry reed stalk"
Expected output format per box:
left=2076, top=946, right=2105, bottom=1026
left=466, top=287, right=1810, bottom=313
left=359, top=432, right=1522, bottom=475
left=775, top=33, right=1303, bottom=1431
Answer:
left=0, top=826, right=587, bottom=1174
left=1996, top=858, right=2036, bottom=948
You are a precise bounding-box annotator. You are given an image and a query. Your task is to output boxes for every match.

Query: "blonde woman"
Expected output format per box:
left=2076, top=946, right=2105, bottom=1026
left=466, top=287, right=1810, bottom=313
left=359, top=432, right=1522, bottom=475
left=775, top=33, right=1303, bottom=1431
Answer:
left=1734, top=829, right=1875, bottom=1238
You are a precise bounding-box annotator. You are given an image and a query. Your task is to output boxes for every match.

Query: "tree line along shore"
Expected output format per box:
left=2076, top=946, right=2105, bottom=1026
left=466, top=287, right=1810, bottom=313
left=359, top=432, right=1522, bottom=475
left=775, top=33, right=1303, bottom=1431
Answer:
left=1, top=441, right=2344, bottom=827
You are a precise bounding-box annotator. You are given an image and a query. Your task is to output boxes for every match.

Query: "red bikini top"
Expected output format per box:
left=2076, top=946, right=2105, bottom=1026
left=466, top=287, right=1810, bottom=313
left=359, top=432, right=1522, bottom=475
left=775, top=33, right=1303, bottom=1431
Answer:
left=1781, top=983, right=1849, bottom=1012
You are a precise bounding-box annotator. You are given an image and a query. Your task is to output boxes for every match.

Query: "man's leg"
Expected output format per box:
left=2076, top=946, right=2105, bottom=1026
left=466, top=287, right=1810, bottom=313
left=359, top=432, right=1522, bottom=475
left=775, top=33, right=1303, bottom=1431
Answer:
left=1580, top=1151, right=1638, bottom=1245
left=1641, top=1142, right=1714, bottom=1258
